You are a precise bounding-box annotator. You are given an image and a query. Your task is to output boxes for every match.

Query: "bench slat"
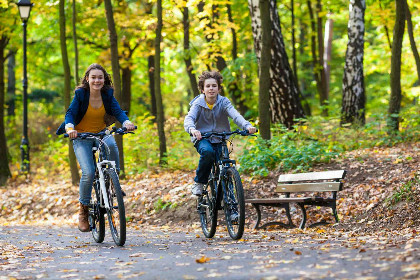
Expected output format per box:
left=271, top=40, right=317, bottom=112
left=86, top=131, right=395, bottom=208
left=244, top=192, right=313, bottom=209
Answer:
left=246, top=197, right=335, bottom=204
left=276, top=182, right=341, bottom=192
left=246, top=197, right=312, bottom=203
left=278, top=170, right=346, bottom=182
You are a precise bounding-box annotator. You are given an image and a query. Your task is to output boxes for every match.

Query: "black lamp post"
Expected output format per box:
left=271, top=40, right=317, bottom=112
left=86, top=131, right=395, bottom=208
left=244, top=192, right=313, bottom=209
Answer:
left=17, top=0, right=33, bottom=173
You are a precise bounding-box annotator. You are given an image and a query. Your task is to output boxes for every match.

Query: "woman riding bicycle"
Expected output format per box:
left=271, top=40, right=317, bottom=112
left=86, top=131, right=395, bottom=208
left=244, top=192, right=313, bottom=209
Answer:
left=184, top=71, right=257, bottom=197
left=56, top=63, right=135, bottom=232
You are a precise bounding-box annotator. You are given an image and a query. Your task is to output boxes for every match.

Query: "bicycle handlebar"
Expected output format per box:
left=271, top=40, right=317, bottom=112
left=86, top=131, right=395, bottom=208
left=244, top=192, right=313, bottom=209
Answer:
left=64, top=126, right=137, bottom=139
left=201, top=129, right=258, bottom=139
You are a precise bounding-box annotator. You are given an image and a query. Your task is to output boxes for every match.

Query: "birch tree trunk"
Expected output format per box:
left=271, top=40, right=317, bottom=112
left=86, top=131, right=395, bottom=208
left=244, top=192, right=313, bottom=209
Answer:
left=341, top=0, right=366, bottom=126
left=323, top=16, right=333, bottom=97
left=249, top=0, right=305, bottom=129
left=387, top=0, right=406, bottom=132
left=60, top=0, right=79, bottom=185
left=316, top=0, right=328, bottom=116
left=104, top=0, right=125, bottom=176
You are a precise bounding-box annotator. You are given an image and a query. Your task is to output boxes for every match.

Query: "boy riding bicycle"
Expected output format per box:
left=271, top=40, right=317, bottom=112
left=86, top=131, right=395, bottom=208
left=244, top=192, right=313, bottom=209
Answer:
left=184, top=71, right=257, bottom=200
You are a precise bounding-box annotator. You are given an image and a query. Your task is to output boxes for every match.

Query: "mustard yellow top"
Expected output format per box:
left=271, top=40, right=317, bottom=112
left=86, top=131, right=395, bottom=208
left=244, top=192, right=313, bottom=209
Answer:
left=75, top=103, right=106, bottom=133
left=206, top=101, right=214, bottom=110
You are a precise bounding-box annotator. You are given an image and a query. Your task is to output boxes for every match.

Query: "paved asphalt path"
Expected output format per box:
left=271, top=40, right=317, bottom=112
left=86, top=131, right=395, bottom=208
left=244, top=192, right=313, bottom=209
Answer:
left=0, top=225, right=419, bottom=280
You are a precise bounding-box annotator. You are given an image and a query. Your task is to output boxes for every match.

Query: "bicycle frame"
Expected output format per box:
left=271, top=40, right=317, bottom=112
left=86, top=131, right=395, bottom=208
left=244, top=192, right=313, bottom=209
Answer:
left=92, top=136, right=117, bottom=211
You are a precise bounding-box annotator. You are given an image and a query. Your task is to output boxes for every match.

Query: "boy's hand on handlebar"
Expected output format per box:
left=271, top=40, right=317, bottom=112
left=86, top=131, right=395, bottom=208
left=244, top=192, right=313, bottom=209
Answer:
left=247, top=126, right=257, bottom=134
left=190, top=128, right=202, bottom=140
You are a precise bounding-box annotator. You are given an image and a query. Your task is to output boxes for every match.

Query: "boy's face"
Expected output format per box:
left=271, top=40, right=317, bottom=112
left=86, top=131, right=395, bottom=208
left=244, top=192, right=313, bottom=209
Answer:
left=203, top=78, right=220, bottom=99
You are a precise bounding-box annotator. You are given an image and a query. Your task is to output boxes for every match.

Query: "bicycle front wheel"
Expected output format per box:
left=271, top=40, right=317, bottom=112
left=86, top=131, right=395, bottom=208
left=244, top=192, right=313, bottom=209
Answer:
left=104, top=169, right=126, bottom=246
left=198, top=177, right=218, bottom=238
left=90, top=180, right=105, bottom=243
left=222, top=167, right=245, bottom=240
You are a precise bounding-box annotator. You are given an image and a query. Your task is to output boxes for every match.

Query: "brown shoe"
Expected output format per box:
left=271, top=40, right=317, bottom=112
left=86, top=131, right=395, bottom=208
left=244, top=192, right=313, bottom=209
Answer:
left=78, top=202, right=90, bottom=232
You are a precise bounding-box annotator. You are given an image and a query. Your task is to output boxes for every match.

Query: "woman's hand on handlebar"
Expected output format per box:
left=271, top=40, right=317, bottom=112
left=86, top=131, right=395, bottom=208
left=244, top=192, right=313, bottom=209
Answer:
left=67, top=129, right=78, bottom=139
left=124, top=122, right=136, bottom=132
left=190, top=128, right=202, bottom=140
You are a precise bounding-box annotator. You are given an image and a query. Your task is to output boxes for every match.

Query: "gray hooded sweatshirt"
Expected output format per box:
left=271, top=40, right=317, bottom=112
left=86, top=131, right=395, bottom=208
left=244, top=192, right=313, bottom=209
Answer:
left=184, top=94, right=252, bottom=143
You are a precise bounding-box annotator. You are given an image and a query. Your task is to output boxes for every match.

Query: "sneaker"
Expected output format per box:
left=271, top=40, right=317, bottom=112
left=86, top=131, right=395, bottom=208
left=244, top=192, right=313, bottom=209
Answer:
left=191, top=182, right=205, bottom=196
left=230, top=210, right=239, bottom=224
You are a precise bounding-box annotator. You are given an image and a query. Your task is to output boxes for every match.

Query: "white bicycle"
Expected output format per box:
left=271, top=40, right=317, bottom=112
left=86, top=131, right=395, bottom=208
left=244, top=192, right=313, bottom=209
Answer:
left=65, top=127, right=135, bottom=246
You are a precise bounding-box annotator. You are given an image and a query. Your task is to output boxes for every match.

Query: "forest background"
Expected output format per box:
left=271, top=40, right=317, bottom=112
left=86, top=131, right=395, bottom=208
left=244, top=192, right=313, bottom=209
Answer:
left=0, top=0, right=419, bottom=187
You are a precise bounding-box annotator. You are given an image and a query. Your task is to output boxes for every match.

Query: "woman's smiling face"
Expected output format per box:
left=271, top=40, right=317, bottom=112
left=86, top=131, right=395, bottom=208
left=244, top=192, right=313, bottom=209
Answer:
left=87, top=69, right=105, bottom=92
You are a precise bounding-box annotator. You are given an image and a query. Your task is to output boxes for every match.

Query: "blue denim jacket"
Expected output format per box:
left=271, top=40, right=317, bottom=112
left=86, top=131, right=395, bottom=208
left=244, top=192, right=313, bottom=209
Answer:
left=56, top=87, right=129, bottom=135
left=184, top=94, right=251, bottom=143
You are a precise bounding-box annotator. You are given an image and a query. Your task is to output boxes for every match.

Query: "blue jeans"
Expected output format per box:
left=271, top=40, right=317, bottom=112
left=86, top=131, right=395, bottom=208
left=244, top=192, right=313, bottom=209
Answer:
left=72, top=135, right=119, bottom=205
left=194, top=139, right=222, bottom=184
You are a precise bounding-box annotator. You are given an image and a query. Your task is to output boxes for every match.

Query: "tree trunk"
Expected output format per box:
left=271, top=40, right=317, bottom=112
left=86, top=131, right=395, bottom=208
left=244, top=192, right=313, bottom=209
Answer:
left=72, top=0, right=79, bottom=85
left=60, top=0, right=79, bottom=185
left=405, top=0, right=420, bottom=84
left=6, top=51, right=15, bottom=117
left=0, top=36, right=11, bottom=185
left=155, top=0, right=167, bottom=166
left=307, top=1, right=323, bottom=111
left=258, top=0, right=272, bottom=140
left=249, top=0, right=305, bottom=129
left=387, top=0, right=406, bottom=132
left=121, top=66, right=132, bottom=115
left=323, top=15, right=333, bottom=97
left=291, top=0, right=298, bottom=88
left=104, top=0, right=125, bottom=176
left=299, top=19, right=312, bottom=116
left=182, top=7, right=200, bottom=97
left=148, top=55, right=157, bottom=120
left=341, top=0, right=366, bottom=127
left=316, top=0, right=328, bottom=116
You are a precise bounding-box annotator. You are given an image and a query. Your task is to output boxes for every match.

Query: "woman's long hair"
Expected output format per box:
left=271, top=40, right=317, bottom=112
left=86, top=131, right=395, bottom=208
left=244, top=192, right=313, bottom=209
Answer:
left=76, top=63, right=113, bottom=94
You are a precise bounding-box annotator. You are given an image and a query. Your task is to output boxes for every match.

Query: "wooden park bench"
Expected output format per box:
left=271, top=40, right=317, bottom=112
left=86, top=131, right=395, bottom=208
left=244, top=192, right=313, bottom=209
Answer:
left=245, top=170, right=347, bottom=230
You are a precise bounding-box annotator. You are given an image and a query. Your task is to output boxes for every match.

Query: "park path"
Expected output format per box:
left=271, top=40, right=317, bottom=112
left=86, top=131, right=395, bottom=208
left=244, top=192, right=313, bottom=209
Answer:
left=1, top=224, right=419, bottom=279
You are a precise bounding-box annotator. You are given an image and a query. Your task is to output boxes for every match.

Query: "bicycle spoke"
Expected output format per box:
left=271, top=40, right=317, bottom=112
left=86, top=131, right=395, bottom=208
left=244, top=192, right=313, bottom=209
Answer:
left=198, top=177, right=217, bottom=238
left=105, top=169, right=126, bottom=246
left=223, top=167, right=245, bottom=240
left=90, top=181, right=105, bottom=243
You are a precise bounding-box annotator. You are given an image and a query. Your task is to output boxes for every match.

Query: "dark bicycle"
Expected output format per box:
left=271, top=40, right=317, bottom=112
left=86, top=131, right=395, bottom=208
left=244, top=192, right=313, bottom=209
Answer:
left=197, top=129, right=256, bottom=240
left=65, top=126, right=135, bottom=246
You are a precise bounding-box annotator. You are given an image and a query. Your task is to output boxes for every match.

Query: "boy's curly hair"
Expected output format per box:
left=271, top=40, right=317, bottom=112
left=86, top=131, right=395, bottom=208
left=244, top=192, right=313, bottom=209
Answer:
left=198, top=71, right=223, bottom=92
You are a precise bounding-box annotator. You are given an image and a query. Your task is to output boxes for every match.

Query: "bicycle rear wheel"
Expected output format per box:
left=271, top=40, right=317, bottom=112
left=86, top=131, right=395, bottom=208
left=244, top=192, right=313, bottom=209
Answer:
left=222, top=167, right=245, bottom=240
left=104, top=169, right=126, bottom=246
left=90, top=180, right=105, bottom=243
left=198, top=175, right=218, bottom=238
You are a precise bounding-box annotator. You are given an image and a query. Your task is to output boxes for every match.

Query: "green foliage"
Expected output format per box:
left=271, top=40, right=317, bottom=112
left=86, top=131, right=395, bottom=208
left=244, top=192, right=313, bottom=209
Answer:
left=385, top=175, right=419, bottom=207
left=154, top=197, right=177, bottom=212
left=29, top=89, right=60, bottom=102
left=239, top=126, right=340, bottom=176
left=239, top=105, right=419, bottom=177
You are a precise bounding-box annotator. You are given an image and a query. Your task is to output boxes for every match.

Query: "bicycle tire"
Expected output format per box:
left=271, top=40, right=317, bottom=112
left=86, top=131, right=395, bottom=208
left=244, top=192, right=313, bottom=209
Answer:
left=104, top=169, right=126, bottom=246
left=222, top=167, right=245, bottom=240
left=199, top=174, right=218, bottom=238
left=90, top=180, right=105, bottom=243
